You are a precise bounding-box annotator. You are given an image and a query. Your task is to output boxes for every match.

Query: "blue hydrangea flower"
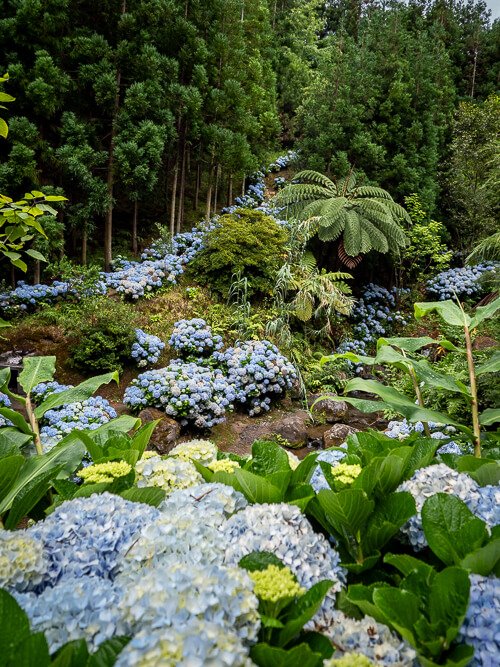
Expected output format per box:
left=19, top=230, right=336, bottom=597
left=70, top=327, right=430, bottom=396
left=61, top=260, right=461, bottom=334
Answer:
left=458, top=574, right=500, bottom=666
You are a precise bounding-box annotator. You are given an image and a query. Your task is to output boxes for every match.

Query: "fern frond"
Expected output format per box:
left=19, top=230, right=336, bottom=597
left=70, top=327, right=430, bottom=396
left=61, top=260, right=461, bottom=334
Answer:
left=344, top=210, right=363, bottom=256
left=317, top=211, right=346, bottom=242
left=355, top=186, right=394, bottom=200
left=466, top=232, right=500, bottom=263
left=318, top=197, right=348, bottom=226
left=293, top=170, right=336, bottom=190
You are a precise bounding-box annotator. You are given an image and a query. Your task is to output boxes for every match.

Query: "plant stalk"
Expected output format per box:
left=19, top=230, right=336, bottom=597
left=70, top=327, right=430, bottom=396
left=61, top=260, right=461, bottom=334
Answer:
left=401, top=350, right=431, bottom=438
left=25, top=393, right=43, bottom=455
left=463, top=323, right=481, bottom=457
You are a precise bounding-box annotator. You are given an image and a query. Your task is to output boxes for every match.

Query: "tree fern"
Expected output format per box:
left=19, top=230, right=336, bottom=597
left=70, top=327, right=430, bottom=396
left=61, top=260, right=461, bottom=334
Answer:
left=274, top=168, right=409, bottom=266
left=466, top=231, right=500, bottom=263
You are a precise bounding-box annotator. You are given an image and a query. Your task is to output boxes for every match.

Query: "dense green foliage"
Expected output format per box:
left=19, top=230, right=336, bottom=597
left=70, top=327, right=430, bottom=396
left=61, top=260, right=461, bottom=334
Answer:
left=189, top=209, right=288, bottom=297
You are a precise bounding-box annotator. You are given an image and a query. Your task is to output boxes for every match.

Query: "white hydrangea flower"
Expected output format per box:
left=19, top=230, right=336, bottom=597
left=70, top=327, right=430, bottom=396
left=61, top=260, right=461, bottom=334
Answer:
left=159, top=482, right=248, bottom=517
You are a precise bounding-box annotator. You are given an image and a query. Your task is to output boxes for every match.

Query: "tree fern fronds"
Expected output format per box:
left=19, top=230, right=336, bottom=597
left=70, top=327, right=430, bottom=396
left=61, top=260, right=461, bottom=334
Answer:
left=293, top=170, right=336, bottom=189
left=354, top=186, right=394, bottom=200
left=466, top=232, right=500, bottom=263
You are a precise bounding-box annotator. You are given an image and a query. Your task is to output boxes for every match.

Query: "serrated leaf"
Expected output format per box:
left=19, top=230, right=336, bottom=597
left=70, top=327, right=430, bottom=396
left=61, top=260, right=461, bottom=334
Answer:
left=250, top=642, right=324, bottom=667
left=87, top=637, right=130, bottom=667
left=50, top=638, right=89, bottom=667
left=278, top=580, right=334, bottom=647
left=428, top=567, right=470, bottom=631
left=0, top=589, right=31, bottom=656
left=317, top=488, right=374, bottom=537
left=234, top=469, right=282, bottom=503
left=119, top=487, right=165, bottom=507
left=239, top=551, right=285, bottom=572
left=422, top=494, right=488, bottom=565
left=372, top=587, right=420, bottom=643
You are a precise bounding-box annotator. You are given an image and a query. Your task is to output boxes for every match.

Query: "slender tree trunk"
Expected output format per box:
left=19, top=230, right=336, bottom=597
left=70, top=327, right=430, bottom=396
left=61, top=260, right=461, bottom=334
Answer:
left=104, top=0, right=126, bottom=272
left=33, top=260, right=41, bottom=285
left=213, top=163, right=220, bottom=213
left=241, top=176, right=245, bottom=196
left=132, top=200, right=138, bottom=254
left=470, top=46, right=478, bottom=98
left=176, top=130, right=187, bottom=234
left=205, top=165, right=214, bottom=221
left=82, top=228, right=87, bottom=266
left=228, top=173, right=233, bottom=207
left=194, top=162, right=201, bottom=211
left=10, top=266, right=15, bottom=289
left=170, top=161, right=178, bottom=236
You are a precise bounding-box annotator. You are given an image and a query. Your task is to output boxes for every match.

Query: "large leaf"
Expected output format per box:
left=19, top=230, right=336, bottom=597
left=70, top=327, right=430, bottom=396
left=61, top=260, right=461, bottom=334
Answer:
left=376, top=336, right=437, bottom=352
left=0, top=454, right=24, bottom=500
left=18, top=356, right=56, bottom=394
left=476, top=351, right=500, bottom=376
left=248, top=440, right=291, bottom=475
left=460, top=538, right=500, bottom=576
left=290, top=453, right=319, bottom=485
left=0, top=427, right=34, bottom=451
left=414, top=301, right=470, bottom=328
left=130, top=420, right=160, bottom=458
left=250, top=642, right=324, bottom=667
left=5, top=463, right=63, bottom=529
left=413, top=358, right=470, bottom=396
left=0, top=408, right=33, bottom=434
left=87, top=415, right=141, bottom=438
left=317, top=488, right=374, bottom=538
left=239, top=551, right=285, bottom=572
left=233, top=469, right=283, bottom=503
left=119, top=487, right=165, bottom=507
left=87, top=637, right=130, bottom=667
left=479, top=408, right=500, bottom=426
left=0, top=435, right=85, bottom=515
left=342, top=378, right=470, bottom=434
left=50, top=639, right=89, bottom=667
left=422, top=494, right=488, bottom=566
left=428, top=567, right=470, bottom=632
left=0, top=589, right=31, bottom=656
left=35, top=371, right=119, bottom=418
left=469, top=296, right=500, bottom=330
left=353, top=455, right=406, bottom=498
left=278, top=580, right=334, bottom=647
left=363, top=492, right=416, bottom=554
left=15, top=632, right=50, bottom=667
left=372, top=587, right=421, bottom=644
left=346, top=584, right=392, bottom=626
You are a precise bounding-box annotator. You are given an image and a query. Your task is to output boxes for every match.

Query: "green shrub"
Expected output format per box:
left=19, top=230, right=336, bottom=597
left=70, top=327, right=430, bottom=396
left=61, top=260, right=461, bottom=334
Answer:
left=188, top=208, right=288, bottom=298
left=68, top=297, right=136, bottom=373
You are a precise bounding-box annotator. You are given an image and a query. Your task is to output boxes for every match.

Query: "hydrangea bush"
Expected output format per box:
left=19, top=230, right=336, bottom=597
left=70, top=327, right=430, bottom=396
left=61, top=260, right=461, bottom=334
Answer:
left=131, top=329, right=165, bottom=367
left=168, top=318, right=223, bottom=359
left=213, top=340, right=297, bottom=415
left=426, top=263, right=497, bottom=300
left=124, top=360, right=235, bottom=428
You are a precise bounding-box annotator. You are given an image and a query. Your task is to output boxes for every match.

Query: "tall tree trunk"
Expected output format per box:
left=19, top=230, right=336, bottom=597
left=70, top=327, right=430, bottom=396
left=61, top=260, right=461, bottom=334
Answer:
left=194, top=162, right=201, bottom=211
left=205, top=165, right=214, bottom=221
left=132, top=200, right=138, bottom=255
left=170, top=161, right=178, bottom=236
left=241, top=176, right=245, bottom=196
left=228, top=173, right=233, bottom=207
left=82, top=227, right=87, bottom=266
left=104, top=0, right=126, bottom=272
left=33, top=260, right=40, bottom=285
left=176, top=129, right=187, bottom=234
left=213, top=163, right=220, bottom=213
left=10, top=266, right=15, bottom=289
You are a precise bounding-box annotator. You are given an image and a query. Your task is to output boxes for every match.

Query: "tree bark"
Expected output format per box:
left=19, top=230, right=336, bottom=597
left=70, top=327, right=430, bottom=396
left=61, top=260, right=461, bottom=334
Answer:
left=176, top=130, right=187, bottom=234
left=213, top=163, right=220, bottom=213
left=170, top=161, right=178, bottom=236
left=194, top=161, right=201, bottom=211
left=132, top=200, right=138, bottom=255
left=228, top=173, right=233, bottom=207
left=33, top=260, right=40, bottom=285
left=82, top=227, right=87, bottom=266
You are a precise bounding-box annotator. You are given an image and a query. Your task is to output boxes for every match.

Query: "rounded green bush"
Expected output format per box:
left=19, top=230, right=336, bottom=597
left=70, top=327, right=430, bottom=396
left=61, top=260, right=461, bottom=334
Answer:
left=188, top=208, right=288, bottom=298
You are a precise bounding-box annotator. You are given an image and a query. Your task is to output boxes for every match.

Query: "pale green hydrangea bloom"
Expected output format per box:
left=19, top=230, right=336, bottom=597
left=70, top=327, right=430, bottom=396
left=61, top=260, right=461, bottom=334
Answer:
left=79, top=460, right=132, bottom=484
left=207, top=459, right=241, bottom=474
left=135, top=455, right=202, bottom=494
left=324, top=653, right=374, bottom=666
left=0, top=532, right=48, bottom=591
left=169, top=439, right=218, bottom=465
left=330, top=463, right=362, bottom=485
left=249, top=564, right=305, bottom=602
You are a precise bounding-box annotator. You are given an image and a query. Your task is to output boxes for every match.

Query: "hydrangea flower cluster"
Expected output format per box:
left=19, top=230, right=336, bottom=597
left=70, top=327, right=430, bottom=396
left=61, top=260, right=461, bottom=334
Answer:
left=0, top=391, right=12, bottom=427
left=214, top=340, right=297, bottom=415
left=131, top=328, right=165, bottom=367
left=14, top=577, right=128, bottom=652
left=40, top=396, right=117, bottom=452
left=385, top=419, right=472, bottom=455
left=331, top=463, right=362, bottom=485
left=325, top=654, right=374, bottom=667
left=31, top=381, right=72, bottom=404
left=124, top=360, right=235, bottom=428
left=221, top=503, right=346, bottom=598
left=249, top=564, right=305, bottom=602
left=169, top=439, right=218, bottom=465
left=115, top=619, right=254, bottom=667
left=314, top=607, right=416, bottom=666
left=268, top=150, right=298, bottom=171
left=426, top=263, right=497, bottom=301
left=309, top=448, right=348, bottom=493
left=396, top=464, right=497, bottom=550
left=0, top=279, right=106, bottom=317
left=169, top=318, right=223, bottom=358
left=103, top=256, right=184, bottom=299
left=208, top=458, right=241, bottom=474
left=78, top=460, right=132, bottom=484
left=135, top=454, right=202, bottom=494
left=0, top=532, right=49, bottom=592
left=457, top=574, right=500, bottom=666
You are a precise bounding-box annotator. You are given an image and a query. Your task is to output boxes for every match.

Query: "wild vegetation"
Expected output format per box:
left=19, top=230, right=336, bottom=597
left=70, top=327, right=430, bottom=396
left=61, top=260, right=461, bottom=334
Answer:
left=0, top=1, right=499, bottom=666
